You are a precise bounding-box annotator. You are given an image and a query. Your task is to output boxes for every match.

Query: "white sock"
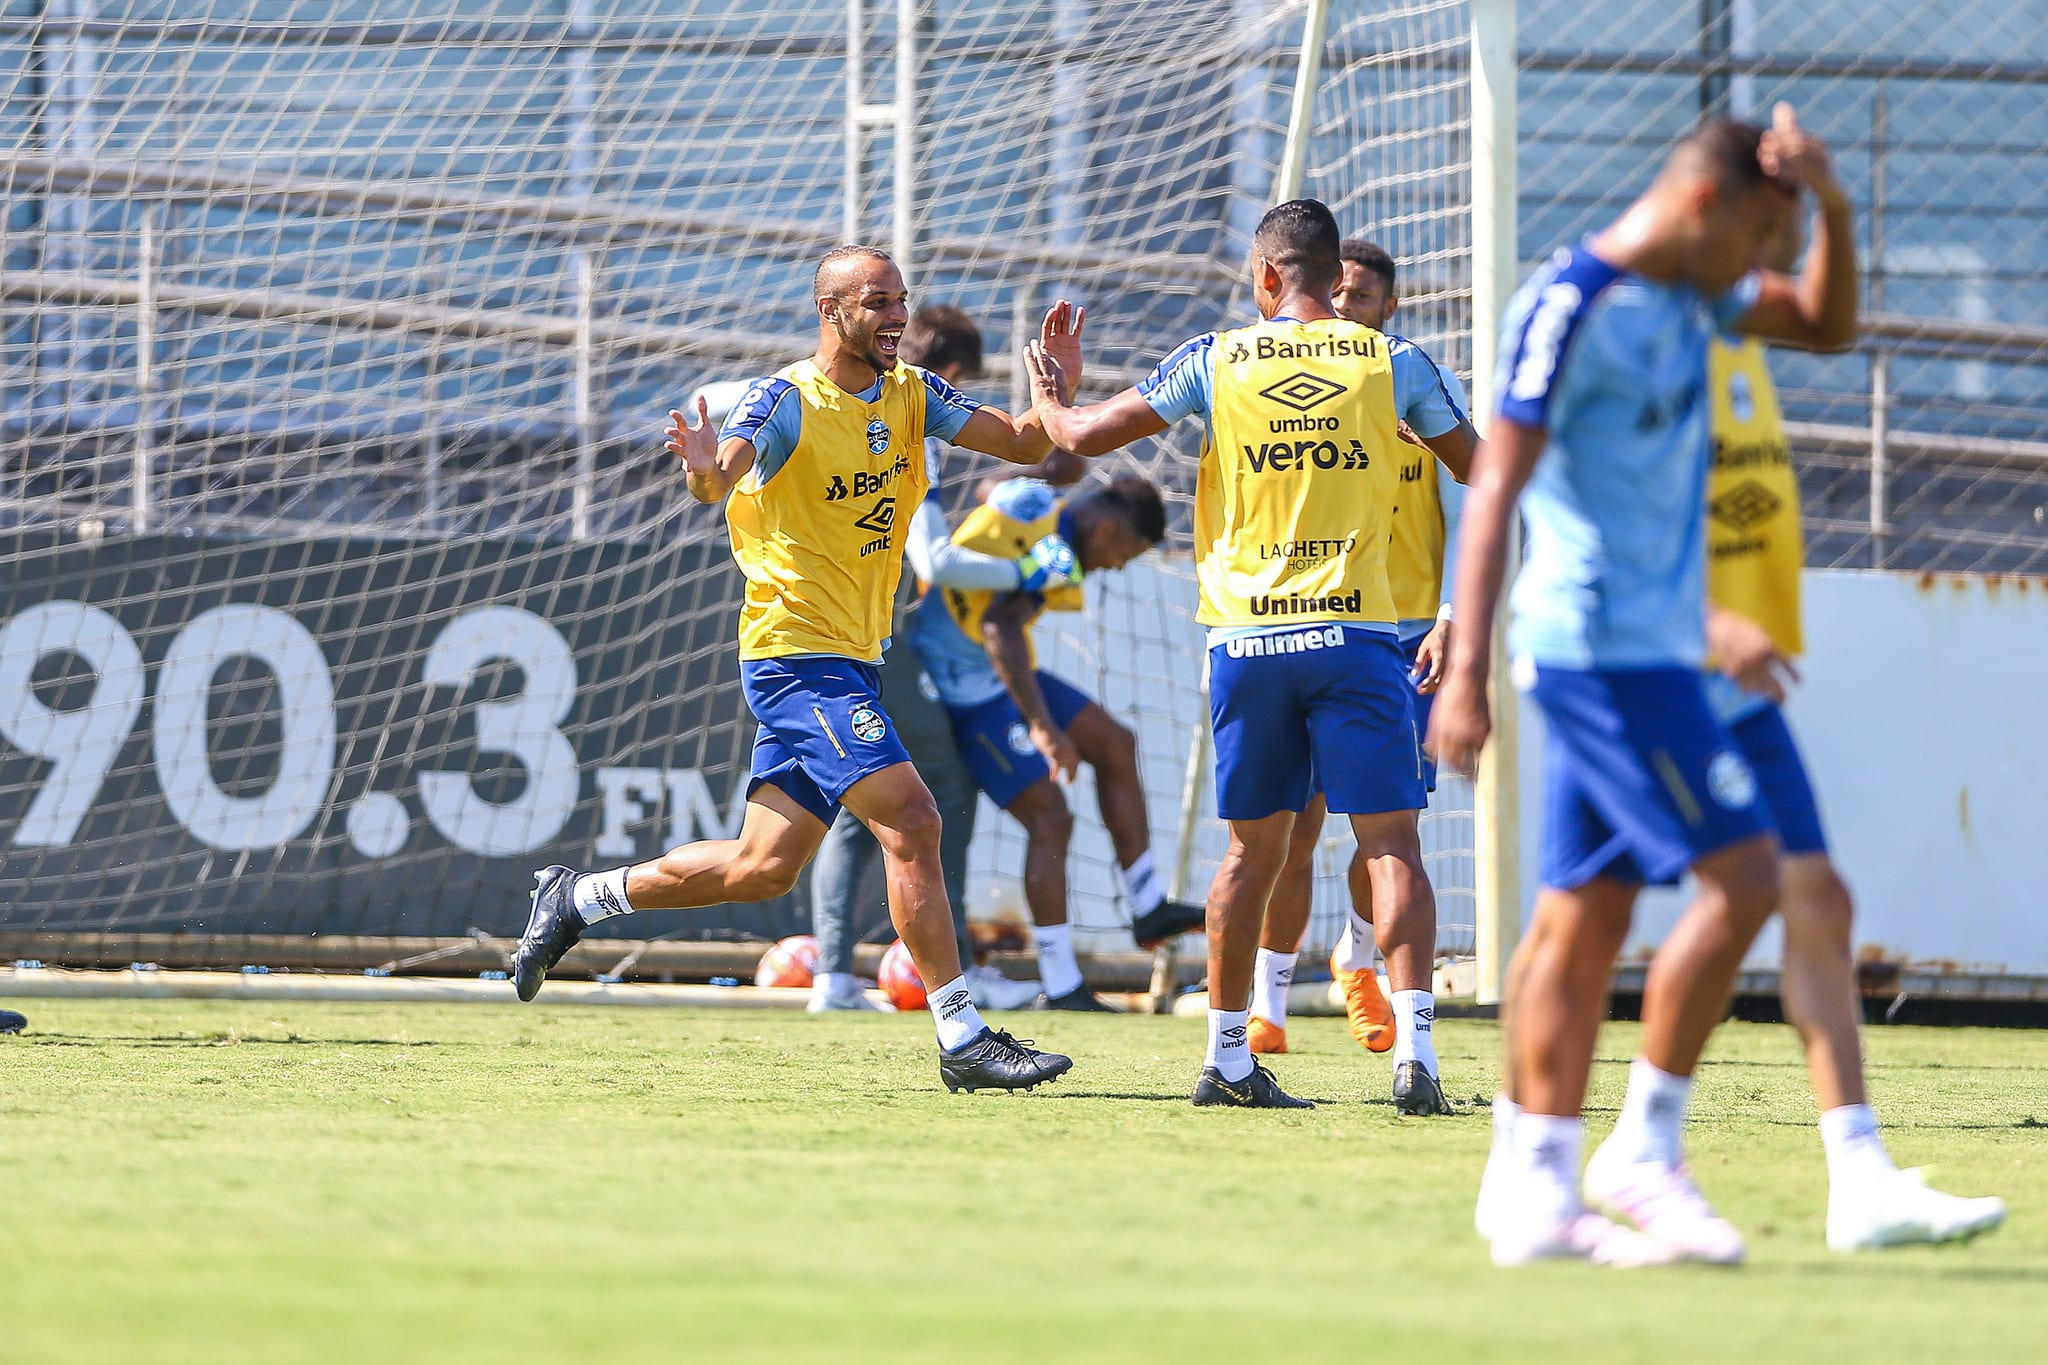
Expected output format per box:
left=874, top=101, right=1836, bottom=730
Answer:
left=1390, top=988, right=1438, bottom=1075
left=1491, top=1092, right=1522, bottom=1162
left=1206, top=1007, right=1253, bottom=1082
left=812, top=971, right=858, bottom=1001
left=571, top=867, right=633, bottom=922
left=927, top=975, right=988, bottom=1051
left=1331, top=908, right=1376, bottom=973
left=1818, top=1103, right=1895, bottom=1188
left=1032, top=922, right=1084, bottom=998
left=1512, top=1113, right=1585, bottom=1224
left=1119, top=851, right=1165, bottom=917
left=1250, top=949, right=1296, bottom=1025
left=1604, top=1056, right=1693, bottom=1167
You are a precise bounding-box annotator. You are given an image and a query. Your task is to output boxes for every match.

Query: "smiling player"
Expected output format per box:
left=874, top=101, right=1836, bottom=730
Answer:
left=511, top=245, right=1090, bottom=1095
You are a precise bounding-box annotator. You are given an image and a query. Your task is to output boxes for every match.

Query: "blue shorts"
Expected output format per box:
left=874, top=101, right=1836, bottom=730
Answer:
left=1728, top=702, right=1827, bottom=856
left=1210, top=626, right=1425, bottom=822
left=1527, top=663, right=1773, bottom=889
left=741, top=656, right=913, bottom=826
left=945, top=671, right=1095, bottom=809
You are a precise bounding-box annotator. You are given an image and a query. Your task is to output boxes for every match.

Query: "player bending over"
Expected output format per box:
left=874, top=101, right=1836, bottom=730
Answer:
left=1476, top=210, right=2004, bottom=1254
left=904, top=471, right=1204, bottom=1010
left=1027, top=199, right=1475, bottom=1109
left=512, top=245, right=1089, bottom=1095
left=1434, top=107, right=1858, bottom=1266
left=1249, top=241, right=1469, bottom=1118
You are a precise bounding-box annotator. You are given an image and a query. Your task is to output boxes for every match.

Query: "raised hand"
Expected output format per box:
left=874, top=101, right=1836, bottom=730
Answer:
left=665, top=396, right=715, bottom=475
left=1038, top=298, right=1086, bottom=395
left=1024, top=340, right=1071, bottom=409
left=1758, top=102, right=1841, bottom=200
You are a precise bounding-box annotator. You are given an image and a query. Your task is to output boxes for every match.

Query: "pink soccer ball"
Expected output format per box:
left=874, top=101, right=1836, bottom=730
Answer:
left=878, top=939, right=927, bottom=1011
left=754, top=934, right=821, bottom=989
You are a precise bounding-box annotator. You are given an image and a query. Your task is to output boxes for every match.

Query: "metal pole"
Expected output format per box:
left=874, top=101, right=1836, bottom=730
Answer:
left=843, top=0, right=865, bottom=244
left=891, top=0, right=918, bottom=279
left=1009, top=281, right=1033, bottom=414
left=1274, top=0, right=1333, bottom=201
left=1150, top=670, right=1213, bottom=1013
left=570, top=251, right=595, bottom=541
left=1869, top=90, right=1888, bottom=568
left=1469, top=0, right=1520, bottom=1007
left=132, top=210, right=156, bottom=531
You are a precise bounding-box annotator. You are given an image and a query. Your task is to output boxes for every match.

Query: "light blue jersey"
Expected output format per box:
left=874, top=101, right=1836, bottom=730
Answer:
left=903, top=479, right=1066, bottom=708
left=1497, top=244, right=1759, bottom=669
left=719, top=365, right=980, bottom=484
left=1400, top=360, right=1469, bottom=642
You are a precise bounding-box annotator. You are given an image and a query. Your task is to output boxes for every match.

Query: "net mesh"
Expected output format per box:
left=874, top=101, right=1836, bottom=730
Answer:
left=0, top=0, right=1478, bottom=972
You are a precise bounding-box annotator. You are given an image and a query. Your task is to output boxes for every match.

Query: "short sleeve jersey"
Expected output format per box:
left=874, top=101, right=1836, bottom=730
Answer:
left=718, top=361, right=979, bottom=661
left=1495, top=243, right=1760, bottom=669
left=1138, top=318, right=1464, bottom=633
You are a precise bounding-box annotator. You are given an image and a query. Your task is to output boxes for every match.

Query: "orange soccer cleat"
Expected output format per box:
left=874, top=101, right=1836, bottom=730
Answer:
left=1248, top=1016, right=1288, bottom=1054
left=1332, top=951, right=1395, bottom=1053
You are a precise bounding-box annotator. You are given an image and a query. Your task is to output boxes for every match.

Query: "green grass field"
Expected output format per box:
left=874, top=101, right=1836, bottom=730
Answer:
left=1, top=999, right=2042, bottom=1364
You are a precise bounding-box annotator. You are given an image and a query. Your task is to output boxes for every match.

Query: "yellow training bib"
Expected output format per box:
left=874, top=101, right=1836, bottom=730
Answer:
left=1194, top=317, right=1403, bottom=628
left=1385, top=448, right=1447, bottom=623
left=927, top=489, right=1084, bottom=670
left=726, top=359, right=930, bottom=661
left=1706, top=336, right=1803, bottom=658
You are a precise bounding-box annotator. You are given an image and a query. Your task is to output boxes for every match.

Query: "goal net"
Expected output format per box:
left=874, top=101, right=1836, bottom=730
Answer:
left=0, top=0, right=1477, bottom=980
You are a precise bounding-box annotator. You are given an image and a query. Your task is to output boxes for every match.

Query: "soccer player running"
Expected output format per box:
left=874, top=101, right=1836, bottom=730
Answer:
left=904, top=471, right=1204, bottom=1010
left=1026, top=199, right=1476, bottom=1108
left=512, top=246, right=1090, bottom=1094
left=1247, top=241, right=1470, bottom=1120
left=1469, top=199, right=2005, bottom=1257
left=805, top=304, right=1080, bottom=1014
left=1434, top=107, right=1858, bottom=1266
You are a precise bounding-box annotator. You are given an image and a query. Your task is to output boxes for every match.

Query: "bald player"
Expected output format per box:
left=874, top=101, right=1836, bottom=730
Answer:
left=511, top=246, right=1086, bottom=1095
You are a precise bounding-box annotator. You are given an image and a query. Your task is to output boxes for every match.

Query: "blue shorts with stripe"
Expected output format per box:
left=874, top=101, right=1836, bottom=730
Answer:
left=945, top=671, right=1095, bottom=809
left=1728, top=701, right=1826, bottom=856
left=1526, top=663, right=1772, bottom=889
left=1209, top=626, right=1426, bottom=822
left=741, top=656, right=913, bottom=826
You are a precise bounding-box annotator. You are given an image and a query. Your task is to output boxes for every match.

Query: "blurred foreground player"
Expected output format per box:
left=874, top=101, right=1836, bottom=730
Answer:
left=513, top=246, right=1088, bottom=1094
left=905, top=471, right=1201, bottom=1009
left=1479, top=211, right=2003, bottom=1253
left=1434, top=107, right=1858, bottom=1266
left=1250, top=242, right=1468, bottom=1119
left=1028, top=199, right=1474, bottom=1109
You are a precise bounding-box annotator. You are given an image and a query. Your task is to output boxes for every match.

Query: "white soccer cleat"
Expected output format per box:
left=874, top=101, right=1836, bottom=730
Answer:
left=967, top=965, right=1044, bottom=1012
left=1826, top=1167, right=2006, bottom=1253
left=1583, top=1147, right=1747, bottom=1266
left=1489, top=1209, right=1678, bottom=1269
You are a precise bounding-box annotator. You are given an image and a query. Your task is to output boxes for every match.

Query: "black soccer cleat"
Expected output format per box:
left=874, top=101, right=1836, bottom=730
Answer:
left=1393, top=1061, right=1453, bottom=1116
left=1042, top=985, right=1116, bottom=1012
left=939, top=1028, right=1074, bottom=1093
left=1191, top=1060, right=1314, bottom=1108
left=0, top=1009, right=25, bottom=1034
left=1131, top=898, right=1206, bottom=950
left=512, top=865, right=586, bottom=1003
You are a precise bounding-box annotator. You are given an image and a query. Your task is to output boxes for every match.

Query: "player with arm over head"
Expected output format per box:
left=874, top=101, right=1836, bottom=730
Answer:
left=1248, top=240, right=1469, bottom=1114
left=805, top=304, right=1081, bottom=1014
left=1026, top=199, right=1476, bottom=1108
left=512, top=246, right=1089, bottom=1095
left=1435, top=107, right=1857, bottom=1265
left=905, top=471, right=1202, bottom=1010
left=1675, top=216, right=1999, bottom=1251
